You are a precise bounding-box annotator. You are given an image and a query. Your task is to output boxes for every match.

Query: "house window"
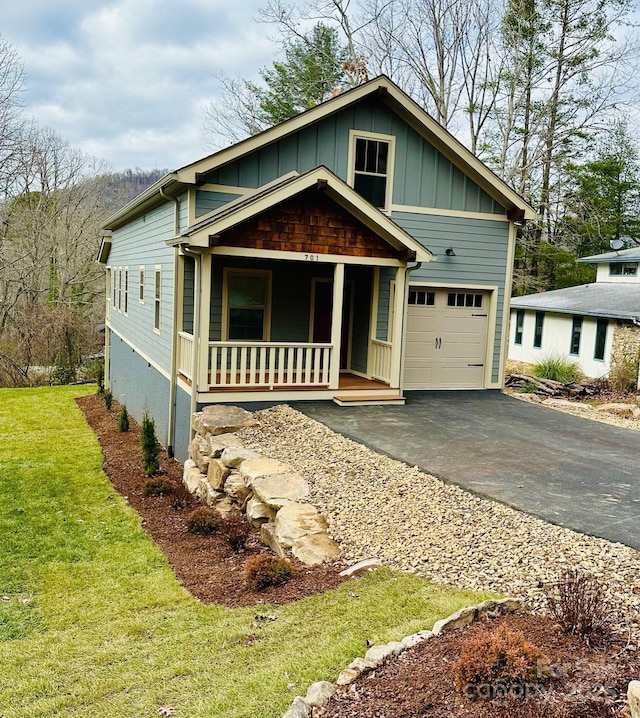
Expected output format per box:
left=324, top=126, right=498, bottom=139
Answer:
left=447, top=292, right=483, bottom=308
left=349, top=131, right=395, bottom=211
left=154, top=267, right=161, bottom=332
left=118, top=269, right=122, bottom=311
left=139, top=267, right=145, bottom=303
left=569, top=315, right=582, bottom=355
left=533, top=311, right=544, bottom=348
left=594, top=318, right=608, bottom=360
left=514, top=309, right=524, bottom=345
left=111, top=269, right=116, bottom=307
left=408, top=289, right=435, bottom=306
left=124, top=269, right=129, bottom=315
left=225, top=270, right=271, bottom=341
left=609, top=262, right=637, bottom=276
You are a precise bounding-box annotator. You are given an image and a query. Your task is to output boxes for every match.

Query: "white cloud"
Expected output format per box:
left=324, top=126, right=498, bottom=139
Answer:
left=2, top=0, right=280, bottom=170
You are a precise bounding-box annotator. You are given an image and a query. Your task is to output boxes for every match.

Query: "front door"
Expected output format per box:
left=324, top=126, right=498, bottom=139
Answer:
left=312, top=280, right=352, bottom=369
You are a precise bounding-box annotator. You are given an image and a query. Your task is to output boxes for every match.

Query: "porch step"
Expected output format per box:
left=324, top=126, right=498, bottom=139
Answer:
left=333, top=393, right=405, bottom=406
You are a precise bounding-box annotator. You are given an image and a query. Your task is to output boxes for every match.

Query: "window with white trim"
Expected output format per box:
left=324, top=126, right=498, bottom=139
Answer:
left=124, top=268, right=129, bottom=315
left=349, top=131, right=395, bottom=211
left=224, top=270, right=271, bottom=341
left=139, top=267, right=145, bottom=303
left=118, top=269, right=123, bottom=311
left=154, top=267, right=161, bottom=332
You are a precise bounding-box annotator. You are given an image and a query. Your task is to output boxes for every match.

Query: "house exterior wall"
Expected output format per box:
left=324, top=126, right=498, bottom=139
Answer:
left=200, top=98, right=505, bottom=215
left=508, top=310, right=614, bottom=379
left=107, top=200, right=176, bottom=372
left=596, top=263, right=640, bottom=284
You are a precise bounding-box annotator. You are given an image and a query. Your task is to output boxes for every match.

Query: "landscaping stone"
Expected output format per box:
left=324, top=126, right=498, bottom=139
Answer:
left=251, top=472, right=310, bottom=508
left=275, top=503, right=329, bottom=547
left=339, top=558, right=382, bottom=577
left=365, top=643, right=401, bottom=664
left=207, top=458, right=230, bottom=491
left=189, top=435, right=212, bottom=472
left=304, top=681, right=336, bottom=708
left=183, top=459, right=206, bottom=494
left=543, top=398, right=592, bottom=410
left=220, top=447, right=260, bottom=469
left=596, top=402, right=640, bottom=418
left=629, top=681, right=640, bottom=718
left=195, top=405, right=258, bottom=436
left=432, top=605, right=479, bottom=636
left=336, top=667, right=361, bottom=686
left=240, top=457, right=294, bottom=485
left=246, top=496, right=276, bottom=524
left=213, top=495, right=237, bottom=519
left=223, top=473, right=251, bottom=503
left=291, top=533, right=341, bottom=565
left=260, top=522, right=286, bottom=557
left=282, top=696, right=310, bottom=718
left=209, top=432, right=244, bottom=458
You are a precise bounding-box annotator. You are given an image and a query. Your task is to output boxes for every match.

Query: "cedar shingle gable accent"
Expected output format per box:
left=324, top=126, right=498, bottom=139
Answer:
left=217, top=189, right=403, bottom=259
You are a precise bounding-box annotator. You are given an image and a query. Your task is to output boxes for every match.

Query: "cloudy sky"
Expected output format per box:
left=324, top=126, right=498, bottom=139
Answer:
left=1, top=0, right=285, bottom=171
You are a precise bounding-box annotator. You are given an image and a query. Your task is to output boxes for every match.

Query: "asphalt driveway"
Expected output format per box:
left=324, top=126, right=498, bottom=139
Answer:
left=293, top=391, right=640, bottom=550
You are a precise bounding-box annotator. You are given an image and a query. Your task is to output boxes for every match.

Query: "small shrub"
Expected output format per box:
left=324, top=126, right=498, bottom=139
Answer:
left=546, top=570, right=610, bottom=644
left=223, top=513, right=251, bottom=552
left=533, top=355, right=583, bottom=384
left=608, top=353, right=639, bottom=393
left=186, top=507, right=222, bottom=535
left=244, top=554, right=295, bottom=591
left=103, top=391, right=113, bottom=411
left=117, top=404, right=130, bottom=432
left=140, top=412, right=160, bottom=476
left=170, top=483, right=191, bottom=511
left=453, top=623, right=548, bottom=695
left=143, top=477, right=174, bottom=497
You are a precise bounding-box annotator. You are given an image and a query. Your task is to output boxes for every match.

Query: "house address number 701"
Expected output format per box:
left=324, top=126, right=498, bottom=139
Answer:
left=304, top=253, right=320, bottom=261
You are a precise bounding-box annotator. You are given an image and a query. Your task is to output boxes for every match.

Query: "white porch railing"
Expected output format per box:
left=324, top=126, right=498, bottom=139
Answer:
left=208, top=342, right=332, bottom=388
left=370, top=339, right=392, bottom=383
left=178, top=332, right=194, bottom=380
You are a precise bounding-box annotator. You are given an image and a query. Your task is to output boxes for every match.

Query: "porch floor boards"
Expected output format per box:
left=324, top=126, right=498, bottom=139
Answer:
left=205, top=372, right=390, bottom=392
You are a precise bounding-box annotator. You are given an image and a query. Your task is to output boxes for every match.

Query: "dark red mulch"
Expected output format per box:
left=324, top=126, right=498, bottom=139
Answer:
left=76, top=394, right=346, bottom=608
left=319, top=612, right=638, bottom=718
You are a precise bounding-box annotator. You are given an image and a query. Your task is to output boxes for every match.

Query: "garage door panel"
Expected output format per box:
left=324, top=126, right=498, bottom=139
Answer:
left=405, top=287, right=489, bottom=389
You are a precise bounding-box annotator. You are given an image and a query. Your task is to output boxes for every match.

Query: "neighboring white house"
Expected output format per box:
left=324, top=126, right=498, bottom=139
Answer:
left=508, top=247, right=640, bottom=381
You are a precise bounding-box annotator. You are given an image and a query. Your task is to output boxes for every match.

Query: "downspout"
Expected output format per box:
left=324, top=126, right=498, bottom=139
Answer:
left=181, top=245, right=203, bottom=441
left=398, top=262, right=423, bottom=390
left=160, top=188, right=181, bottom=458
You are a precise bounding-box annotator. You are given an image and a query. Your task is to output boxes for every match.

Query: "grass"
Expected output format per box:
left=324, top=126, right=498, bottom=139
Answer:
left=0, top=386, right=496, bottom=718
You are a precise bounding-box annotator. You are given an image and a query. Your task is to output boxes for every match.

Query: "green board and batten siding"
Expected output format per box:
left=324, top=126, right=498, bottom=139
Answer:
left=200, top=99, right=504, bottom=215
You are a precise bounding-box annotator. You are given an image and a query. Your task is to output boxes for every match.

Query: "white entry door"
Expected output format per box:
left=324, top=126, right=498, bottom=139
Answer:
left=404, top=288, right=489, bottom=389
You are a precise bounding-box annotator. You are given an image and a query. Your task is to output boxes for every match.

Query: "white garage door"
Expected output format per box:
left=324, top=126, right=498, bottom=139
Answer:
left=404, top=287, right=489, bottom=389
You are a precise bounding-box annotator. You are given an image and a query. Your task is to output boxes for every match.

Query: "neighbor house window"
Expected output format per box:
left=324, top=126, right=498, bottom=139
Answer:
left=533, top=311, right=544, bottom=348
left=349, top=131, right=395, bottom=211
left=224, top=270, right=271, bottom=341
left=514, top=309, right=524, bottom=345
left=154, top=267, right=161, bottom=332
left=594, top=318, right=608, bottom=360
left=570, top=315, right=583, bottom=355
left=139, top=267, right=145, bottom=303
left=609, top=262, right=637, bottom=276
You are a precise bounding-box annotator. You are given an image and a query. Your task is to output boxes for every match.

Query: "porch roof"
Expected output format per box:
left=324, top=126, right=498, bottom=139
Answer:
left=172, top=166, right=433, bottom=263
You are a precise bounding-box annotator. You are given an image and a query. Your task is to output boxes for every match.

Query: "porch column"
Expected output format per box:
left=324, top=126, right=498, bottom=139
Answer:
left=389, top=265, right=406, bottom=389
left=197, top=253, right=212, bottom=391
left=329, top=262, right=345, bottom=389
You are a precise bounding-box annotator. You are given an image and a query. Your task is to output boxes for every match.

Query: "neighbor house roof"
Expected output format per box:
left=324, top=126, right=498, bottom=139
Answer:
left=577, top=246, right=640, bottom=264
left=171, top=166, right=433, bottom=262
left=510, top=283, right=640, bottom=321
left=103, top=75, right=535, bottom=231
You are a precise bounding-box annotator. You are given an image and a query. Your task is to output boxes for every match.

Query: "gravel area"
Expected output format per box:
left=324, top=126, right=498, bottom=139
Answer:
left=238, top=405, right=640, bottom=632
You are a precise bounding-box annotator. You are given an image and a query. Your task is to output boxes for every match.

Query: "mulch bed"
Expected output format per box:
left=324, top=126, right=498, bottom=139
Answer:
left=77, top=393, right=639, bottom=717
left=76, top=394, right=346, bottom=608
left=319, top=612, right=639, bottom=718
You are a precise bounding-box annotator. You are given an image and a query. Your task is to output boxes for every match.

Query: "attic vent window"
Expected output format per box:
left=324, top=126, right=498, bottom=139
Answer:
left=349, top=131, right=395, bottom=212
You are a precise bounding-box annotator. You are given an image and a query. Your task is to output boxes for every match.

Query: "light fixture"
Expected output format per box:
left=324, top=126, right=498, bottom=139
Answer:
left=445, top=246, right=456, bottom=256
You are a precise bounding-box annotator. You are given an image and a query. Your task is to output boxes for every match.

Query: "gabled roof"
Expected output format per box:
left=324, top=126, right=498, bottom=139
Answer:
left=577, top=246, right=640, bottom=264
left=172, top=166, right=433, bottom=262
left=511, top=283, right=640, bottom=321
left=103, top=75, right=535, bottom=230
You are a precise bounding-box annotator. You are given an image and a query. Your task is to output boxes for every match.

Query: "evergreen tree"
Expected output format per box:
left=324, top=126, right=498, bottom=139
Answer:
left=140, top=412, right=160, bottom=476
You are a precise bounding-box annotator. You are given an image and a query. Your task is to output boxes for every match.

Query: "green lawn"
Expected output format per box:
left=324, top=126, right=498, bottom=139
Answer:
left=0, top=386, right=494, bottom=718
